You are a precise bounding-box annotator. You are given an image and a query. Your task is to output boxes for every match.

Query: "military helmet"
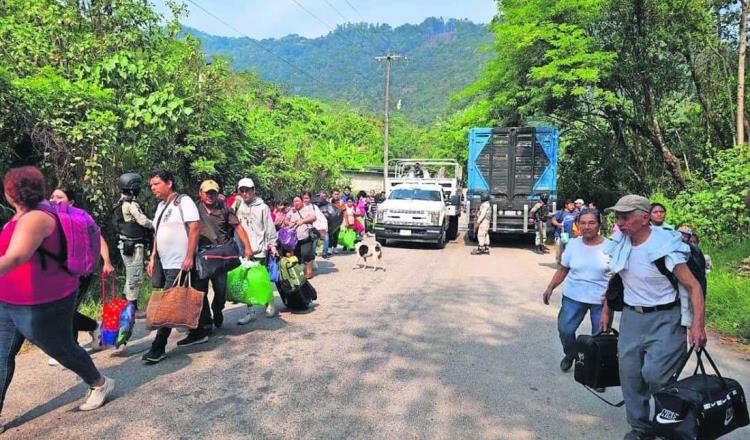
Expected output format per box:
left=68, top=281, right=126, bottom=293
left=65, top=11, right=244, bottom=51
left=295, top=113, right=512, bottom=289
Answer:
left=480, top=192, right=490, bottom=202
left=540, top=193, right=549, bottom=203
left=117, top=172, right=143, bottom=191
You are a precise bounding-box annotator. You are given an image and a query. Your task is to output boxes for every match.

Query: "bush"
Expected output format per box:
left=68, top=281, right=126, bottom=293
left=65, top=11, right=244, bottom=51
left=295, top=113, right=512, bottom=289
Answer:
left=650, top=148, right=750, bottom=245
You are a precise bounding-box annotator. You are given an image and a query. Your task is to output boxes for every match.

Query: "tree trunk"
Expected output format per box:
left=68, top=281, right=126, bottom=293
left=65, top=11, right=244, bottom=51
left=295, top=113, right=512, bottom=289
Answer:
left=737, top=0, right=750, bottom=146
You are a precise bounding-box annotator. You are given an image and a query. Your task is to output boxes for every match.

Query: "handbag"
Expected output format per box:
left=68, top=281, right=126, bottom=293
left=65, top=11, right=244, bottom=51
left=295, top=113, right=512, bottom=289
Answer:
left=145, top=271, right=204, bottom=330
left=100, top=276, right=129, bottom=347
left=195, top=242, right=241, bottom=280
left=151, top=252, right=165, bottom=288
left=653, top=347, right=749, bottom=439
left=605, top=273, right=624, bottom=312
left=574, top=328, right=624, bottom=407
left=279, top=227, right=298, bottom=251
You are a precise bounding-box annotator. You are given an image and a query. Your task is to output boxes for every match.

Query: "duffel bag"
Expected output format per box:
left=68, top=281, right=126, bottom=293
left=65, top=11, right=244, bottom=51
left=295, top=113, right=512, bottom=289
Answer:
left=195, top=241, right=241, bottom=280
left=653, top=347, right=749, bottom=439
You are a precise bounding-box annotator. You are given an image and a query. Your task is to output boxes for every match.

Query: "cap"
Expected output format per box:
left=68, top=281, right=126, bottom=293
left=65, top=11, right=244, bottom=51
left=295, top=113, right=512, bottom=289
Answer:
left=574, top=198, right=585, bottom=205
left=237, top=177, right=255, bottom=190
left=199, top=180, right=220, bottom=193
left=604, top=195, right=652, bottom=214
left=677, top=225, right=693, bottom=235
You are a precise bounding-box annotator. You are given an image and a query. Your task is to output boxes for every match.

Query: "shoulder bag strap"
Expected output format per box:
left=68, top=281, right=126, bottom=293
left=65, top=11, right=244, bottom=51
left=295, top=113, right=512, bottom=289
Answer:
left=583, top=385, right=625, bottom=407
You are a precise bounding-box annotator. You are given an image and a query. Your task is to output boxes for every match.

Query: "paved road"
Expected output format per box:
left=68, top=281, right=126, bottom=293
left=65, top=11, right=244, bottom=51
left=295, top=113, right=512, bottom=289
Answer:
left=5, top=234, right=750, bottom=439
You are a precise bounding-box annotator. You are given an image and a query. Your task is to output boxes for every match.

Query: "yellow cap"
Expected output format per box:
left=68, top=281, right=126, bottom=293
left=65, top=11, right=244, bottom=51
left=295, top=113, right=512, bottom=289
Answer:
left=200, top=180, right=220, bottom=193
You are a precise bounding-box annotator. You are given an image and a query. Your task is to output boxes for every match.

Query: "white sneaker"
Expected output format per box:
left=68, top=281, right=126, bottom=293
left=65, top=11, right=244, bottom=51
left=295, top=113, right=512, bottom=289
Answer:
left=237, top=307, right=256, bottom=325
left=265, top=301, right=276, bottom=318
left=79, top=376, right=115, bottom=411
left=89, top=324, right=103, bottom=352
left=47, top=357, right=60, bottom=366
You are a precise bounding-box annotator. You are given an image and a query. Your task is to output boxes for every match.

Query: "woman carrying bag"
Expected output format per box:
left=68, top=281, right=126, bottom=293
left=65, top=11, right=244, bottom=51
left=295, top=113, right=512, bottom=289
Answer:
left=284, top=195, right=317, bottom=279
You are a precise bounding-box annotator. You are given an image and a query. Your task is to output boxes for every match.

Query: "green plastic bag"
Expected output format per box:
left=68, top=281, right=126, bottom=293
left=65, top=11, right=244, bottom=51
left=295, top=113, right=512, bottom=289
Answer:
left=339, top=228, right=356, bottom=250
left=227, top=264, right=274, bottom=305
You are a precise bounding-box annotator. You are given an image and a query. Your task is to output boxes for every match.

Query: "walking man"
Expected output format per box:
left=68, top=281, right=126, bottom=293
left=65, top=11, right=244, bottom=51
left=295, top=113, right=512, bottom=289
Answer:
left=233, top=178, right=278, bottom=325
left=551, top=200, right=578, bottom=265
left=601, top=195, right=706, bottom=440
left=530, top=193, right=550, bottom=254
left=472, top=192, right=491, bottom=255
left=143, top=170, right=209, bottom=363
left=195, top=180, right=253, bottom=329
left=113, top=172, right=153, bottom=315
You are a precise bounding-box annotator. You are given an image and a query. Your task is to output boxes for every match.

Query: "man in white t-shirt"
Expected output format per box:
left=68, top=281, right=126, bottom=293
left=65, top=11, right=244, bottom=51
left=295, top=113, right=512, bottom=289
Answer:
left=142, top=170, right=206, bottom=364
left=602, top=195, right=705, bottom=440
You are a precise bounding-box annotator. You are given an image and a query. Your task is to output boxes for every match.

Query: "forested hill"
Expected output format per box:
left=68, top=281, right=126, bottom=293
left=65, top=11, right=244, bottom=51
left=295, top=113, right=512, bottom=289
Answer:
left=185, top=18, right=494, bottom=123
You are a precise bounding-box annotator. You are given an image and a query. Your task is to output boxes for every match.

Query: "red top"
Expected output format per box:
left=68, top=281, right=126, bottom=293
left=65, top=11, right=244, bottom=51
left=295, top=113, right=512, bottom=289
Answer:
left=0, top=215, right=79, bottom=305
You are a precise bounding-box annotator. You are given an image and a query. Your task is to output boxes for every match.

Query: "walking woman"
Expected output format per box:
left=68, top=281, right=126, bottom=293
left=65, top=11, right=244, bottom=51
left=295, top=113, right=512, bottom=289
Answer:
left=285, top=195, right=317, bottom=279
left=0, top=167, right=115, bottom=431
left=542, top=211, right=611, bottom=372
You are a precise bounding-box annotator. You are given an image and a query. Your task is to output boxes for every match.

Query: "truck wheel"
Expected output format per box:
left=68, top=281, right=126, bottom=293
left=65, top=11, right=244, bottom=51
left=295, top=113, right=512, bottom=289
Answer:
left=436, top=229, right=447, bottom=249
left=446, top=216, right=459, bottom=241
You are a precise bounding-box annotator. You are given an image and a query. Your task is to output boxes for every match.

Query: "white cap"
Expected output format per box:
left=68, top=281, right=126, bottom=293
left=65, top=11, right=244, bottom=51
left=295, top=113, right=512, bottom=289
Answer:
left=237, top=178, right=255, bottom=190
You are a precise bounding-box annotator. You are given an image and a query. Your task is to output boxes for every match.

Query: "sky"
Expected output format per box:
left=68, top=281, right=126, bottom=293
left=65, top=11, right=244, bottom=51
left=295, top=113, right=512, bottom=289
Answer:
left=153, top=0, right=498, bottom=39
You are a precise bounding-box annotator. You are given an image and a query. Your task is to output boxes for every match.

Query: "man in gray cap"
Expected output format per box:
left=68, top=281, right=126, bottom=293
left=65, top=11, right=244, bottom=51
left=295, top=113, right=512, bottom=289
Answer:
left=600, top=195, right=706, bottom=440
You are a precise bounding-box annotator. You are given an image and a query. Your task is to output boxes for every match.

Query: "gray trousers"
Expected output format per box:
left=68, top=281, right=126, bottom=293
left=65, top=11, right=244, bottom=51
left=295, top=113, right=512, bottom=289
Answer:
left=119, top=242, right=145, bottom=302
left=618, top=306, right=686, bottom=433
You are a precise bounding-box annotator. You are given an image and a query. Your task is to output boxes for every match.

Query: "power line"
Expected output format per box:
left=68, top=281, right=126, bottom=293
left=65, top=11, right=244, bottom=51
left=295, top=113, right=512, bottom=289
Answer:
left=322, top=0, right=349, bottom=23
left=342, top=0, right=391, bottom=48
left=184, top=0, right=320, bottom=85
left=288, top=0, right=335, bottom=30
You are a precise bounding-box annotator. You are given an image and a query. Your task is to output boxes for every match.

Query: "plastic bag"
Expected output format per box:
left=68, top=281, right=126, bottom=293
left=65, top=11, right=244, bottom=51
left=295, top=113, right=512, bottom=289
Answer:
left=100, top=276, right=128, bottom=347
left=339, top=228, right=357, bottom=250
left=227, top=264, right=274, bottom=306
left=268, top=257, right=280, bottom=283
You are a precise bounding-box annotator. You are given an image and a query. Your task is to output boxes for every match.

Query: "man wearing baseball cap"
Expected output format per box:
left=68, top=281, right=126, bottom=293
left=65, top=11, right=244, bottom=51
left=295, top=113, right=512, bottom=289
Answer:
left=189, top=180, right=253, bottom=338
left=600, top=195, right=706, bottom=440
left=233, top=178, right=279, bottom=325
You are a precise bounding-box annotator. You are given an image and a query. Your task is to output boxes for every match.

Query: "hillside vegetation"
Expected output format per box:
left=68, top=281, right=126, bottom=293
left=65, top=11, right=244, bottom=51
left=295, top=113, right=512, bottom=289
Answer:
left=186, top=18, right=494, bottom=124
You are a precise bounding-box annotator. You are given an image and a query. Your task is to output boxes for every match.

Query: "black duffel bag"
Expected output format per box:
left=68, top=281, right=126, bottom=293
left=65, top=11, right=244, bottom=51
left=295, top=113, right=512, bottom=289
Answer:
left=195, top=242, right=241, bottom=280
left=575, top=328, right=621, bottom=389
left=653, top=347, right=749, bottom=440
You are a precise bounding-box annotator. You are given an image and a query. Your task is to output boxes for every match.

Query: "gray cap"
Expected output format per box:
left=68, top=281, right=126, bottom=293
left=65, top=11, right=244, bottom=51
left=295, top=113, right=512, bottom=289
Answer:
left=604, top=194, right=652, bottom=214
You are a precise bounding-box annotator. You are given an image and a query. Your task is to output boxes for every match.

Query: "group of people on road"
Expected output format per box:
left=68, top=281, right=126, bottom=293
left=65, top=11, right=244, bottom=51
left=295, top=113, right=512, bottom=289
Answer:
left=0, top=165, right=387, bottom=431
left=542, top=194, right=708, bottom=440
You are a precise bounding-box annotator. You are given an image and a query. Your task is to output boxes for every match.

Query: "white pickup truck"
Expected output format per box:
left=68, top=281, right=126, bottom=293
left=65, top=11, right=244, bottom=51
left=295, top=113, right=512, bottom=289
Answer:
left=374, top=183, right=453, bottom=248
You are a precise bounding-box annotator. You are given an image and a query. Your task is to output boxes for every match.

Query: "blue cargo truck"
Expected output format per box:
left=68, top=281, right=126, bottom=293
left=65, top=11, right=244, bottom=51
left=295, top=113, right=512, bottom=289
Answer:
left=466, top=126, right=559, bottom=240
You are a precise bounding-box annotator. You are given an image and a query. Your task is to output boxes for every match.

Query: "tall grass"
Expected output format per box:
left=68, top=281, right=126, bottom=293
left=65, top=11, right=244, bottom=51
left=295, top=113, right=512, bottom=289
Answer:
left=703, top=240, right=750, bottom=342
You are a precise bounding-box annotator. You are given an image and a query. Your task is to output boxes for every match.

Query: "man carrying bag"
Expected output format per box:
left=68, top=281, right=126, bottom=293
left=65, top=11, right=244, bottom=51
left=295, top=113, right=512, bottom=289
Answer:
left=143, top=170, right=208, bottom=364
left=194, top=180, right=253, bottom=329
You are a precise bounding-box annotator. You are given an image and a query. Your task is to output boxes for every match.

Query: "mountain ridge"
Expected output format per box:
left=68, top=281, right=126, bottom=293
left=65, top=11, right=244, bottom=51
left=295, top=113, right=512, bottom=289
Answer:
left=184, top=17, right=494, bottom=123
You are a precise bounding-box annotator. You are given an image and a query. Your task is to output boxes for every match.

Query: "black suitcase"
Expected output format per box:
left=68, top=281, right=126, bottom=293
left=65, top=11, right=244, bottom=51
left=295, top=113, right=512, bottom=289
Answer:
left=574, top=328, right=621, bottom=389
left=653, top=347, right=749, bottom=440
left=276, top=280, right=316, bottom=310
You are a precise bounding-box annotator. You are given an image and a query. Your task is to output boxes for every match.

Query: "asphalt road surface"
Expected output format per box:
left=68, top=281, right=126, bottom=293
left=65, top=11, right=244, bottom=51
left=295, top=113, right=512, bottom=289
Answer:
left=4, top=234, right=750, bottom=439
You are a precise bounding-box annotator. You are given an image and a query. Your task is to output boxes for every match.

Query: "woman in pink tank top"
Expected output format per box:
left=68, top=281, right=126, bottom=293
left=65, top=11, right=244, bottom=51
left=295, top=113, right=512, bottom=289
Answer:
left=0, top=166, right=115, bottom=431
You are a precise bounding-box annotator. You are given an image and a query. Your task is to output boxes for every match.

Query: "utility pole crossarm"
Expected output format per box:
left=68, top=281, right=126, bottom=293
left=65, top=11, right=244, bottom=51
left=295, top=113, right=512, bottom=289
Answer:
left=375, top=53, right=405, bottom=185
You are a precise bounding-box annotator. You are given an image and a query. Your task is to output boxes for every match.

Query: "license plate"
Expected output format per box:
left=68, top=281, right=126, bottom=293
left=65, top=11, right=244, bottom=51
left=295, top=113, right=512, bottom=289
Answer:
left=399, top=229, right=412, bottom=236
left=504, top=210, right=517, bottom=216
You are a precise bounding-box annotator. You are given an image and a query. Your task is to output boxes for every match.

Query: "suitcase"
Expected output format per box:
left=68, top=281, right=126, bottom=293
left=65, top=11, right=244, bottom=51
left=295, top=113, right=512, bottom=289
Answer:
left=653, top=347, right=749, bottom=439
left=574, top=328, right=621, bottom=389
left=277, top=280, right=317, bottom=310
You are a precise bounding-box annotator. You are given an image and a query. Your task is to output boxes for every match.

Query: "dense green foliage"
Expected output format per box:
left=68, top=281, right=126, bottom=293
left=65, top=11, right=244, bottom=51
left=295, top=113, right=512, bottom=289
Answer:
left=0, top=0, right=413, bottom=225
left=452, top=0, right=750, bottom=242
left=186, top=17, right=494, bottom=124
left=703, top=240, right=750, bottom=341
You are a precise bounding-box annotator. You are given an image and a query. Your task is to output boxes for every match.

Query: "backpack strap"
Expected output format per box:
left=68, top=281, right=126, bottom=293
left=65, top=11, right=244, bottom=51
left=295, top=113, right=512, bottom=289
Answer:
left=36, top=205, right=67, bottom=271
left=197, top=202, right=220, bottom=244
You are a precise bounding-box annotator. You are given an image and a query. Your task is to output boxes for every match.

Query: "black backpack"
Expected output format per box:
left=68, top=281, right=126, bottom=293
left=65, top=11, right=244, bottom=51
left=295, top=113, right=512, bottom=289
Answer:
left=606, top=245, right=707, bottom=312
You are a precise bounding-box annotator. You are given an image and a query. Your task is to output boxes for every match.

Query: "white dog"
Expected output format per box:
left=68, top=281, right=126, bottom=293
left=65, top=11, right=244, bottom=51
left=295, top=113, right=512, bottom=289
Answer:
left=354, top=238, right=385, bottom=271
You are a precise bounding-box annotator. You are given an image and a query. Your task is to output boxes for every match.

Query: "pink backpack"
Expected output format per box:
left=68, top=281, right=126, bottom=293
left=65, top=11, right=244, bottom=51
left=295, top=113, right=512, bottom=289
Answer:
left=38, top=201, right=101, bottom=276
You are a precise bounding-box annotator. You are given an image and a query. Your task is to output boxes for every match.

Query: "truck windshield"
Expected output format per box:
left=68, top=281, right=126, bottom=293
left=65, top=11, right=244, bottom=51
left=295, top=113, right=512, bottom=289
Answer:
left=390, top=188, right=442, bottom=202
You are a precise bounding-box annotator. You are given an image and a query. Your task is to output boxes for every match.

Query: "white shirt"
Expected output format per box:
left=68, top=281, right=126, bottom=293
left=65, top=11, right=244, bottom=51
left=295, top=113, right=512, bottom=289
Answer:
left=561, top=238, right=610, bottom=304
left=154, top=195, right=200, bottom=270
left=620, top=233, right=687, bottom=306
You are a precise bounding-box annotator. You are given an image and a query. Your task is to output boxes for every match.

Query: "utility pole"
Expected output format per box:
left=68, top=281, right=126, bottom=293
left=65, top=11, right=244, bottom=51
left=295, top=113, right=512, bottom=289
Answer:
left=375, top=53, right=403, bottom=184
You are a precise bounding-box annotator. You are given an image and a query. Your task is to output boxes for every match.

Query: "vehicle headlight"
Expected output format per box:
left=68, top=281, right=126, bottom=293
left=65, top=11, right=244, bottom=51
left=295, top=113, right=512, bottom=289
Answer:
left=377, top=210, right=385, bottom=221
left=430, top=211, right=440, bottom=225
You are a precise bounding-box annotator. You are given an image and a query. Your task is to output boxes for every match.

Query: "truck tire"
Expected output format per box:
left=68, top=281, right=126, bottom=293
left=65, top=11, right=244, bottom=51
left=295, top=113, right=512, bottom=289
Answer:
left=376, top=236, right=387, bottom=246
left=446, top=216, right=459, bottom=241
left=435, top=229, right=447, bottom=249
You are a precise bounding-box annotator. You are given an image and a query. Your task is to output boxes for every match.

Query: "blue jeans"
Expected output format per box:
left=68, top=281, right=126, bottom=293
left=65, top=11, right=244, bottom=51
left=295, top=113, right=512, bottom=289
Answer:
left=557, top=295, right=603, bottom=360
left=0, top=293, right=102, bottom=413
left=322, top=234, right=330, bottom=256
